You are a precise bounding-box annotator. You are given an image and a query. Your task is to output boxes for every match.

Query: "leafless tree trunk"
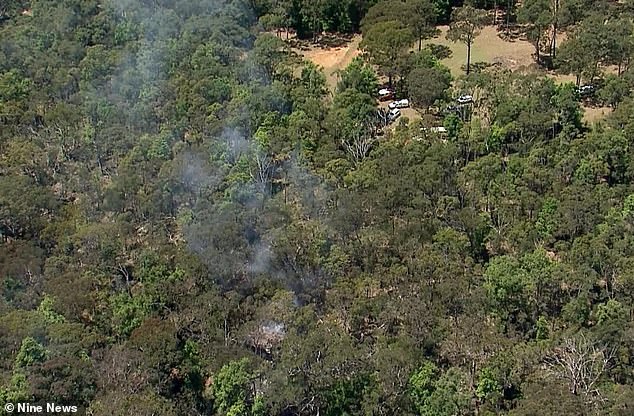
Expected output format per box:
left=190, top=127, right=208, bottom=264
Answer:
left=251, top=151, right=275, bottom=194
left=341, top=116, right=387, bottom=164
left=545, top=334, right=614, bottom=404
left=551, top=0, right=559, bottom=59
left=342, top=129, right=377, bottom=164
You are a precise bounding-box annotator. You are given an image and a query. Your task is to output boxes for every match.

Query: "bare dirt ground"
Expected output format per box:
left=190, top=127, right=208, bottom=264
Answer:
left=292, top=34, right=362, bottom=91
left=378, top=102, right=424, bottom=125
left=295, top=26, right=608, bottom=124
left=398, top=107, right=423, bottom=121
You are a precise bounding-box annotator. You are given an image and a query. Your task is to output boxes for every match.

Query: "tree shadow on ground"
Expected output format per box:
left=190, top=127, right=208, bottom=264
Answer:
left=288, top=32, right=355, bottom=51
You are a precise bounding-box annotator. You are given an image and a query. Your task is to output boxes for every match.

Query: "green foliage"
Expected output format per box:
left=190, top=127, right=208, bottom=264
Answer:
left=110, top=291, right=153, bottom=338
left=595, top=299, right=627, bottom=326
left=518, top=0, right=552, bottom=62
left=409, top=361, right=438, bottom=413
left=15, top=337, right=47, bottom=368
left=476, top=367, right=501, bottom=402
left=536, top=198, right=559, bottom=240
left=404, top=0, right=440, bottom=50
left=361, top=20, right=414, bottom=84
left=109, top=252, right=186, bottom=338
left=557, top=13, right=615, bottom=83
left=87, top=390, right=177, bottom=416
left=443, top=112, right=463, bottom=138
left=0, top=70, right=31, bottom=101
left=535, top=315, right=549, bottom=340
left=0, top=371, right=29, bottom=406
left=410, top=363, right=472, bottom=416
left=79, top=45, right=117, bottom=83
left=299, top=62, right=328, bottom=98
left=623, top=193, right=634, bottom=217
left=252, top=33, right=289, bottom=80
left=553, top=82, right=583, bottom=138
left=407, top=65, right=452, bottom=108
left=333, top=89, right=377, bottom=123
left=598, top=74, right=630, bottom=108
left=484, top=256, right=528, bottom=321
left=37, top=295, right=66, bottom=324
left=336, top=57, right=379, bottom=96
left=212, top=358, right=261, bottom=416
left=322, top=374, right=373, bottom=416
left=425, top=43, right=453, bottom=60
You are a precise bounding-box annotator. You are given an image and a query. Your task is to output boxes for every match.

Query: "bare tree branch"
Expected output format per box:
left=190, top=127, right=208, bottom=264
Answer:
left=545, top=333, right=614, bottom=405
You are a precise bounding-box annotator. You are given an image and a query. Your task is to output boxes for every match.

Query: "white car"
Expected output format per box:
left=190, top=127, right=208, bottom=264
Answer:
left=388, top=99, right=410, bottom=109
left=457, top=94, right=473, bottom=104
left=421, top=126, right=447, bottom=134
left=388, top=108, right=401, bottom=121
left=378, top=88, right=393, bottom=101
left=576, top=85, right=594, bottom=96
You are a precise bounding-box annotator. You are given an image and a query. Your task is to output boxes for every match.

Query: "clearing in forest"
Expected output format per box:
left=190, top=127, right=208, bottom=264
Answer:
left=296, top=26, right=540, bottom=95
left=296, top=26, right=608, bottom=123
left=423, top=25, right=536, bottom=77
left=293, top=34, right=362, bottom=92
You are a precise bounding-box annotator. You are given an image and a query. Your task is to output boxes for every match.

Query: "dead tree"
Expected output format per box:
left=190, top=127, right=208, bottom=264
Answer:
left=341, top=112, right=389, bottom=164
left=545, top=333, right=615, bottom=404
left=342, top=128, right=377, bottom=164
left=251, top=151, right=275, bottom=195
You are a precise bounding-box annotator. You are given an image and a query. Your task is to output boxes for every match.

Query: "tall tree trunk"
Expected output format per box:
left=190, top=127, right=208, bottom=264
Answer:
left=467, top=41, right=472, bottom=74
left=418, top=35, right=422, bottom=51
left=551, top=0, right=559, bottom=59
left=535, top=35, right=540, bottom=64
left=506, top=0, right=512, bottom=35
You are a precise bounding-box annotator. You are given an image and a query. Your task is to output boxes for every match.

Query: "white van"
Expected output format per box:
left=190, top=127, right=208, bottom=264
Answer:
left=388, top=99, right=410, bottom=109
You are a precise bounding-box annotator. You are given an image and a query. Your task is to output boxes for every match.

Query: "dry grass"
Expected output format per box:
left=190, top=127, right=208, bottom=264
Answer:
left=423, top=27, right=593, bottom=91
left=295, top=25, right=610, bottom=124
left=424, top=25, right=537, bottom=77
left=582, top=105, right=612, bottom=123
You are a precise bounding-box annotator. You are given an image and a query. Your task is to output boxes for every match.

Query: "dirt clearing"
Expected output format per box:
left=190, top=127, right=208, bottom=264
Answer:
left=294, top=34, right=362, bottom=91
left=424, top=25, right=536, bottom=77
left=294, top=26, right=609, bottom=124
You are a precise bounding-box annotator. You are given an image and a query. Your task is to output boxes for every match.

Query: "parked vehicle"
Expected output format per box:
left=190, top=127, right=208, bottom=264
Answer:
left=388, top=99, right=410, bottom=109
left=576, top=84, right=595, bottom=97
left=457, top=94, right=473, bottom=104
left=388, top=108, right=401, bottom=122
left=378, top=88, right=394, bottom=101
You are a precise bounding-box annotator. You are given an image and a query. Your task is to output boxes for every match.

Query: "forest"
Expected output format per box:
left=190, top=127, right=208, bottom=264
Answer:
left=2, top=0, right=634, bottom=415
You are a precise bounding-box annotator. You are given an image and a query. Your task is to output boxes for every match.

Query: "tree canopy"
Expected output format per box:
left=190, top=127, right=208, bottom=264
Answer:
left=2, top=0, right=634, bottom=415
